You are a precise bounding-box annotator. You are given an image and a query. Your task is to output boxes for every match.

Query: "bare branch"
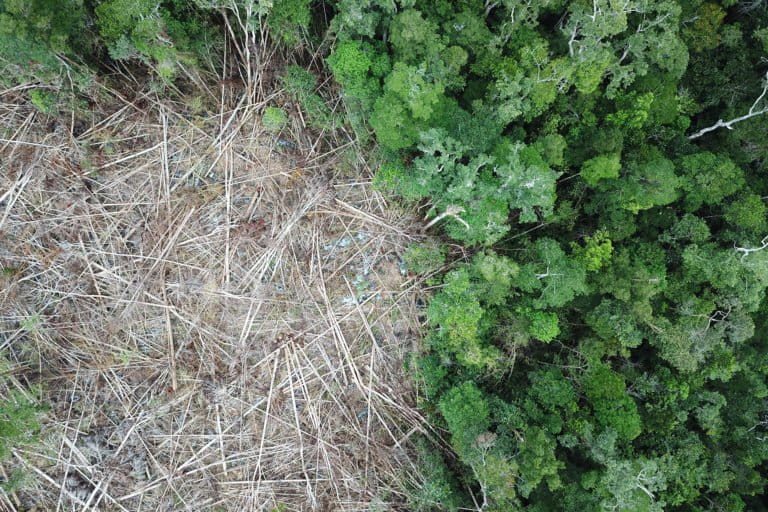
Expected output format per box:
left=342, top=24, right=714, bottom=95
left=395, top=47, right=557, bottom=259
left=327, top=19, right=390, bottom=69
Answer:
left=423, top=205, right=469, bottom=231
left=735, top=235, right=768, bottom=260
left=536, top=267, right=564, bottom=279
left=689, top=71, right=768, bottom=140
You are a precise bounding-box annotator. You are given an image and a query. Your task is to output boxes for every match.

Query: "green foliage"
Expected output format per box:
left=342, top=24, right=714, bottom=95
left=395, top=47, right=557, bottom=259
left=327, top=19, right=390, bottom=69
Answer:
left=725, top=194, right=767, bottom=234
left=678, top=152, right=745, bottom=212
left=96, top=0, right=178, bottom=78
left=683, top=2, right=727, bottom=52
left=425, top=251, right=518, bottom=370
left=494, top=140, right=560, bottom=224
left=369, top=92, right=423, bottom=150
left=581, top=153, right=621, bottom=187
left=404, top=242, right=447, bottom=275
left=29, top=89, right=57, bottom=114
left=427, top=269, right=480, bottom=351
left=387, top=63, right=445, bottom=121
left=266, top=0, right=311, bottom=46
left=523, top=309, right=560, bottom=343
left=571, top=230, right=613, bottom=272
left=382, top=131, right=558, bottom=245
left=518, top=238, right=588, bottom=309
left=262, top=106, right=288, bottom=133
left=528, top=369, right=576, bottom=413
left=96, top=0, right=223, bottom=80
left=534, top=134, right=567, bottom=168
left=0, top=361, right=45, bottom=492
left=662, top=213, right=711, bottom=244
left=0, top=0, right=91, bottom=85
left=281, top=65, right=335, bottom=130
left=606, top=92, right=655, bottom=131
left=616, top=154, right=682, bottom=213
left=0, top=0, right=227, bottom=87
left=427, top=268, right=499, bottom=370
left=586, top=299, right=644, bottom=352
left=439, top=381, right=490, bottom=459
left=328, top=0, right=768, bottom=508
left=388, top=9, right=439, bottom=65
left=471, top=251, right=518, bottom=306
left=0, top=391, right=42, bottom=462
left=369, top=64, right=445, bottom=150
left=408, top=439, right=463, bottom=511
left=582, top=363, right=642, bottom=441
left=0, top=0, right=87, bottom=54
left=327, top=40, right=376, bottom=98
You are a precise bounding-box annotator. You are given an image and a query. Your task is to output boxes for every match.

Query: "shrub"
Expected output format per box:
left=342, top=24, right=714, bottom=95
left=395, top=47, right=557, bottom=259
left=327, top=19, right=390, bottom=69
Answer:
left=281, top=65, right=336, bottom=130
left=262, top=106, right=288, bottom=133
left=0, top=359, right=45, bottom=491
left=403, top=242, right=446, bottom=275
left=0, top=0, right=91, bottom=85
left=96, top=0, right=223, bottom=80
left=29, top=89, right=57, bottom=114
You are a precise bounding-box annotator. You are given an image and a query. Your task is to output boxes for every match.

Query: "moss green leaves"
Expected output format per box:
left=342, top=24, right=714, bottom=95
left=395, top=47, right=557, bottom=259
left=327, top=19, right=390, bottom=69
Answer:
left=678, top=152, right=745, bottom=212
left=427, top=268, right=496, bottom=369
left=262, top=106, right=288, bottom=133
left=571, top=230, right=613, bottom=272
left=617, top=155, right=681, bottom=213
left=495, top=140, right=560, bottom=224
left=519, top=238, right=588, bottom=309
left=0, top=0, right=91, bottom=85
left=582, top=363, right=642, bottom=441
left=0, top=390, right=43, bottom=462
left=439, top=381, right=491, bottom=459
left=403, top=242, right=447, bottom=275
left=328, top=0, right=768, bottom=508
left=581, top=153, right=621, bottom=187
left=0, top=361, right=46, bottom=492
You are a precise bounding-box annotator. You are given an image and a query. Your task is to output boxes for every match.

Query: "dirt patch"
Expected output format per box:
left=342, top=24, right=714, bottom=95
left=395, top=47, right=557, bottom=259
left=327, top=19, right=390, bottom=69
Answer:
left=0, top=84, right=427, bottom=511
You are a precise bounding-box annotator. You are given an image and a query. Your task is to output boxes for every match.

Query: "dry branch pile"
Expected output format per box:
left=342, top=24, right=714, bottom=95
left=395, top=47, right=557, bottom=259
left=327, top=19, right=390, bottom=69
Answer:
left=0, top=79, right=427, bottom=511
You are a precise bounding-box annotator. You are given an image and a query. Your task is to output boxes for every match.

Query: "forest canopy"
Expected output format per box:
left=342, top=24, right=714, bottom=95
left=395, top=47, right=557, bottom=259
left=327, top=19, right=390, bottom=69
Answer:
left=3, top=0, right=768, bottom=510
left=326, top=0, right=768, bottom=510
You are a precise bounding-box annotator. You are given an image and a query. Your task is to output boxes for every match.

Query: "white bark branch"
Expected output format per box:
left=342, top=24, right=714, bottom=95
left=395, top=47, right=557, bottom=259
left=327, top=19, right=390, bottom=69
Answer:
left=688, top=71, right=768, bottom=140
left=735, top=235, right=768, bottom=261
left=423, top=205, right=469, bottom=231
left=567, top=25, right=579, bottom=56
left=535, top=267, right=564, bottom=279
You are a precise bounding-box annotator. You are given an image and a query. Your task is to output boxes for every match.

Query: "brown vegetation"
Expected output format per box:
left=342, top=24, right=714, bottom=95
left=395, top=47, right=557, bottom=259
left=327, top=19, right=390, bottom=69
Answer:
left=0, top=71, right=427, bottom=511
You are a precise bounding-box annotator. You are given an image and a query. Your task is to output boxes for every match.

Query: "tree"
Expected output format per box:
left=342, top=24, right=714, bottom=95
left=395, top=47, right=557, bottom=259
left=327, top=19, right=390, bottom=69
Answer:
left=0, top=0, right=91, bottom=85
left=327, top=1, right=768, bottom=508
left=582, top=362, right=642, bottom=441
left=597, top=458, right=668, bottom=512
left=572, top=230, right=614, bottom=271
left=687, top=71, right=768, bottom=139
left=439, top=381, right=491, bottom=459
left=581, top=153, right=621, bottom=186
left=678, top=152, right=745, bottom=211
left=517, top=238, right=588, bottom=309
left=725, top=194, right=768, bottom=234
left=586, top=299, right=644, bottom=352
left=615, top=153, right=681, bottom=213
left=683, top=2, right=727, bottom=52
left=494, top=140, right=561, bottom=224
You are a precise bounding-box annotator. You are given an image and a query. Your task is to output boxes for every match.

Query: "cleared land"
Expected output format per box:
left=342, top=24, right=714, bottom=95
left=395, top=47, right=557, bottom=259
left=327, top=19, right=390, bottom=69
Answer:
left=0, top=79, right=429, bottom=510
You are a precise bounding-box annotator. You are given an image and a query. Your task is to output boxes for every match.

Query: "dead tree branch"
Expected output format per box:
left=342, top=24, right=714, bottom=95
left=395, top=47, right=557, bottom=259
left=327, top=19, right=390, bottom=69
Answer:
left=688, top=71, right=768, bottom=140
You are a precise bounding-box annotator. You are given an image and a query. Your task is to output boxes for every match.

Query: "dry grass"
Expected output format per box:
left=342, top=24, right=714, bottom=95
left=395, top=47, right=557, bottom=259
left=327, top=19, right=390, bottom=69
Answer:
left=0, top=58, right=431, bottom=510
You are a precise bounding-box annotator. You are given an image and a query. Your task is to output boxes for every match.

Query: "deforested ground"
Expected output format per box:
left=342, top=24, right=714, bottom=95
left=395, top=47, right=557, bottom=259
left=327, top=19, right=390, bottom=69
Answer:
left=0, top=74, right=430, bottom=511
